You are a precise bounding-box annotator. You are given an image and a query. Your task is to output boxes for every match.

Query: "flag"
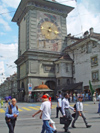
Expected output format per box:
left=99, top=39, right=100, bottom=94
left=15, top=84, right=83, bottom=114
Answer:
left=89, top=80, right=94, bottom=96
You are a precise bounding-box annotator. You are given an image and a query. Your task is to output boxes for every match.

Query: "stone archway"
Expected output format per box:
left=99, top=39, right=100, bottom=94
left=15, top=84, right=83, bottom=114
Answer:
left=45, top=80, right=56, bottom=100
left=45, top=80, right=56, bottom=90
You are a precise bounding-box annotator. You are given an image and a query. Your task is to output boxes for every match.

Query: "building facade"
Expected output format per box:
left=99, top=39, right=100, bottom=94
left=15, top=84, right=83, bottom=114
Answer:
left=64, top=28, right=100, bottom=92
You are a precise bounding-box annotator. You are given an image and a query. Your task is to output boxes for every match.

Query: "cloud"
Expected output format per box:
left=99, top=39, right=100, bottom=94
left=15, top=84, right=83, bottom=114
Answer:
left=0, top=32, right=6, bottom=36
left=1, top=0, right=21, bottom=9
left=0, top=43, right=18, bottom=80
left=67, top=1, right=100, bottom=36
left=82, top=0, right=100, bottom=14
left=0, top=17, right=11, bottom=31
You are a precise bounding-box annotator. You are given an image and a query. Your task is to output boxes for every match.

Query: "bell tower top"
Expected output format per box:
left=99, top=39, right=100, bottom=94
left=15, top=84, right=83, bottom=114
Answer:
left=12, top=0, right=74, bottom=23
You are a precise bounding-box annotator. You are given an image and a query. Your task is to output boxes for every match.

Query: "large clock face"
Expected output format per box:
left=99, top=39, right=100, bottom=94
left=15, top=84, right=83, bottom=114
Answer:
left=37, top=11, right=62, bottom=52
left=41, top=21, right=59, bottom=40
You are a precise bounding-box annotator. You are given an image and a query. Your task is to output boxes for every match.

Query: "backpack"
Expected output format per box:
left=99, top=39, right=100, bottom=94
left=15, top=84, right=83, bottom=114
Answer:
left=73, top=104, right=76, bottom=110
left=5, top=105, right=18, bottom=122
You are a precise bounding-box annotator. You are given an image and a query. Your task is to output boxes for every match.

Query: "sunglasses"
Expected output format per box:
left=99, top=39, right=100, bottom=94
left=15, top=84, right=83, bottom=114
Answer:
left=79, top=97, right=83, bottom=99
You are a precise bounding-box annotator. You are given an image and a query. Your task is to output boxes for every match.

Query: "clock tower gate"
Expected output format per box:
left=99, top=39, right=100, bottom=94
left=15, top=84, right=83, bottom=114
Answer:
left=12, top=0, right=73, bottom=101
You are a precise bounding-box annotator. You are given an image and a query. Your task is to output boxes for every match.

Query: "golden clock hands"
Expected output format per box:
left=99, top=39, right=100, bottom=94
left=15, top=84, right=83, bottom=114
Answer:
left=54, top=31, right=59, bottom=35
left=41, top=26, right=52, bottom=32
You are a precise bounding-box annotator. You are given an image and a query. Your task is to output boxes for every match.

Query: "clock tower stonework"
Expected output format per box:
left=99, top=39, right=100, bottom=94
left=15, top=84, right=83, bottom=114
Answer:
left=12, top=0, right=73, bottom=101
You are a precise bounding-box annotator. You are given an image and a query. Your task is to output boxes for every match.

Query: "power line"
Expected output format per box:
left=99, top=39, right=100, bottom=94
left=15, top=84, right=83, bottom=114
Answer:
left=0, top=11, right=15, bottom=16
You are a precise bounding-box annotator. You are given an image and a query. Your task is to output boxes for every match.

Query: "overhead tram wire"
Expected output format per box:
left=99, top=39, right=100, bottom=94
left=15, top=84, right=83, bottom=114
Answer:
left=0, top=11, right=15, bottom=16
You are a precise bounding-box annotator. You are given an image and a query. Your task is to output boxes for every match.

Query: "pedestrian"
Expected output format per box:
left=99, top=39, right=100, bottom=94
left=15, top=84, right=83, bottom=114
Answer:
left=5, top=98, right=19, bottom=133
left=45, top=93, right=52, bottom=108
left=59, top=91, right=62, bottom=99
left=72, top=95, right=91, bottom=128
left=93, top=92, right=96, bottom=104
left=5, top=100, right=8, bottom=108
left=8, top=98, right=11, bottom=105
left=0, top=98, right=4, bottom=108
left=82, top=92, right=85, bottom=102
left=55, top=95, right=63, bottom=118
left=97, top=92, right=100, bottom=114
left=69, top=93, right=72, bottom=103
left=32, top=95, right=57, bottom=133
left=73, top=93, right=76, bottom=102
left=62, top=93, right=75, bottom=133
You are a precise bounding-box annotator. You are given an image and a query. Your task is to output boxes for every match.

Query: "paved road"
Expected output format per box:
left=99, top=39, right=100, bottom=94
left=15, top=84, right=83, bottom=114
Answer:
left=0, top=101, right=100, bottom=133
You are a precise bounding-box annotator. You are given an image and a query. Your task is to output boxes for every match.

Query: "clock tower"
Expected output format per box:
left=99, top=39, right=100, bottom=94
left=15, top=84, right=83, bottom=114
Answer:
left=12, top=0, right=73, bottom=101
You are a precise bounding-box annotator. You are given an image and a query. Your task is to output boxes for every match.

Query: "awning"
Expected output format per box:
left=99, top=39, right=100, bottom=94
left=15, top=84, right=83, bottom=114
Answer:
left=32, top=89, right=53, bottom=92
left=62, top=82, right=83, bottom=92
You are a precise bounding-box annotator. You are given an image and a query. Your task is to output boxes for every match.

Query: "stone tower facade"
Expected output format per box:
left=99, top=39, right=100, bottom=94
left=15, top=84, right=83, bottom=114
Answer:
left=12, top=0, right=73, bottom=101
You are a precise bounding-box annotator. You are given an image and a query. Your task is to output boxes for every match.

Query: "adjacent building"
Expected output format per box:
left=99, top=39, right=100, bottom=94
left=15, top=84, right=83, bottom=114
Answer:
left=64, top=28, right=100, bottom=92
left=0, top=73, right=17, bottom=99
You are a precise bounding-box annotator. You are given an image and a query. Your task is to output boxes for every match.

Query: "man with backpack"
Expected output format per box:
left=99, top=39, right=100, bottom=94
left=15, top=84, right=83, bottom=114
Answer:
left=5, top=98, right=19, bottom=133
left=72, top=95, right=91, bottom=128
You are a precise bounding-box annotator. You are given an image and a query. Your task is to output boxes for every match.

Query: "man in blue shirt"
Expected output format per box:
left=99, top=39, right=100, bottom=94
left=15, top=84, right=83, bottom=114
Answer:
left=5, top=98, right=19, bottom=133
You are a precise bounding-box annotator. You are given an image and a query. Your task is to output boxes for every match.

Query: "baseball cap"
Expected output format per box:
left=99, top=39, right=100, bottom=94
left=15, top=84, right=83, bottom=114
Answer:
left=41, top=95, right=48, bottom=99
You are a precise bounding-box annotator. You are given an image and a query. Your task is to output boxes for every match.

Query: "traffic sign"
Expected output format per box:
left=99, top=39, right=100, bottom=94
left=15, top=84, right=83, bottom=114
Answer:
left=28, top=83, right=32, bottom=92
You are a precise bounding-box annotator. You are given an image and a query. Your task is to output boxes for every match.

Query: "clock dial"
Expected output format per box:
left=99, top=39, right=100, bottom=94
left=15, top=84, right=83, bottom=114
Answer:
left=40, top=21, right=59, bottom=40
left=37, top=11, right=62, bottom=52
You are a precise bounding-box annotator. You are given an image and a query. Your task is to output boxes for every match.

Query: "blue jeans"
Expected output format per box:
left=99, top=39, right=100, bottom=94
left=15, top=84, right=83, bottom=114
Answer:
left=6, top=120, right=16, bottom=133
left=41, top=120, right=53, bottom=133
left=98, top=103, right=100, bottom=113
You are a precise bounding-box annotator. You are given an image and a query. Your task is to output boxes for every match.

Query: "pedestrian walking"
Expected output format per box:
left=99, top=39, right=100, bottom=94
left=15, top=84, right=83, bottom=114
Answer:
left=5, top=98, right=19, bottom=133
left=97, top=92, right=100, bottom=114
left=62, top=93, right=75, bottom=133
left=72, top=95, right=91, bottom=128
left=73, top=93, right=76, bottom=102
left=0, top=98, right=4, bottom=108
left=93, top=92, right=96, bottom=104
left=32, top=95, right=57, bottom=133
left=59, top=91, right=63, bottom=99
left=55, top=95, right=63, bottom=118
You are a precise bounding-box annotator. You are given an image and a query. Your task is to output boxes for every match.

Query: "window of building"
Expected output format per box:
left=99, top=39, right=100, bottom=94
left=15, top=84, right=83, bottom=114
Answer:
left=92, top=71, right=99, bottom=81
left=57, top=64, right=59, bottom=73
left=58, top=79, right=60, bottom=85
left=67, top=79, right=70, bottom=85
left=92, top=42, right=97, bottom=48
left=81, top=45, right=85, bottom=53
left=87, top=44, right=92, bottom=53
left=91, top=56, right=98, bottom=66
left=66, top=64, right=68, bottom=72
left=44, top=65, right=54, bottom=73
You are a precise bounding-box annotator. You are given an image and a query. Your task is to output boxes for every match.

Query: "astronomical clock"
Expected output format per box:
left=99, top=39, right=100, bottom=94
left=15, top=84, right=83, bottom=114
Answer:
left=37, top=11, right=62, bottom=52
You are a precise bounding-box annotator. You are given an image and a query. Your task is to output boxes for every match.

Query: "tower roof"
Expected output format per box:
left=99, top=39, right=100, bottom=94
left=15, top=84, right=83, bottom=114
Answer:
left=12, top=0, right=74, bottom=23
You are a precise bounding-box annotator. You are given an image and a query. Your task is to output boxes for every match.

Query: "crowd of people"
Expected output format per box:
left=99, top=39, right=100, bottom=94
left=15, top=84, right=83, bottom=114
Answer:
left=4, top=91, right=100, bottom=133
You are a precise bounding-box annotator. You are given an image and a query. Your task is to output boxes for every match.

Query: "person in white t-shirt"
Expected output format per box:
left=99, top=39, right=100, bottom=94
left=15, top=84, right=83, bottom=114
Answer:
left=32, top=95, right=56, bottom=133
left=55, top=95, right=63, bottom=118
left=72, top=95, right=91, bottom=128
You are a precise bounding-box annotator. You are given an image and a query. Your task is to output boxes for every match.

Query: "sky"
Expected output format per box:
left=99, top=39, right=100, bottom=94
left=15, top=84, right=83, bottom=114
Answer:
left=0, top=0, right=100, bottom=84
